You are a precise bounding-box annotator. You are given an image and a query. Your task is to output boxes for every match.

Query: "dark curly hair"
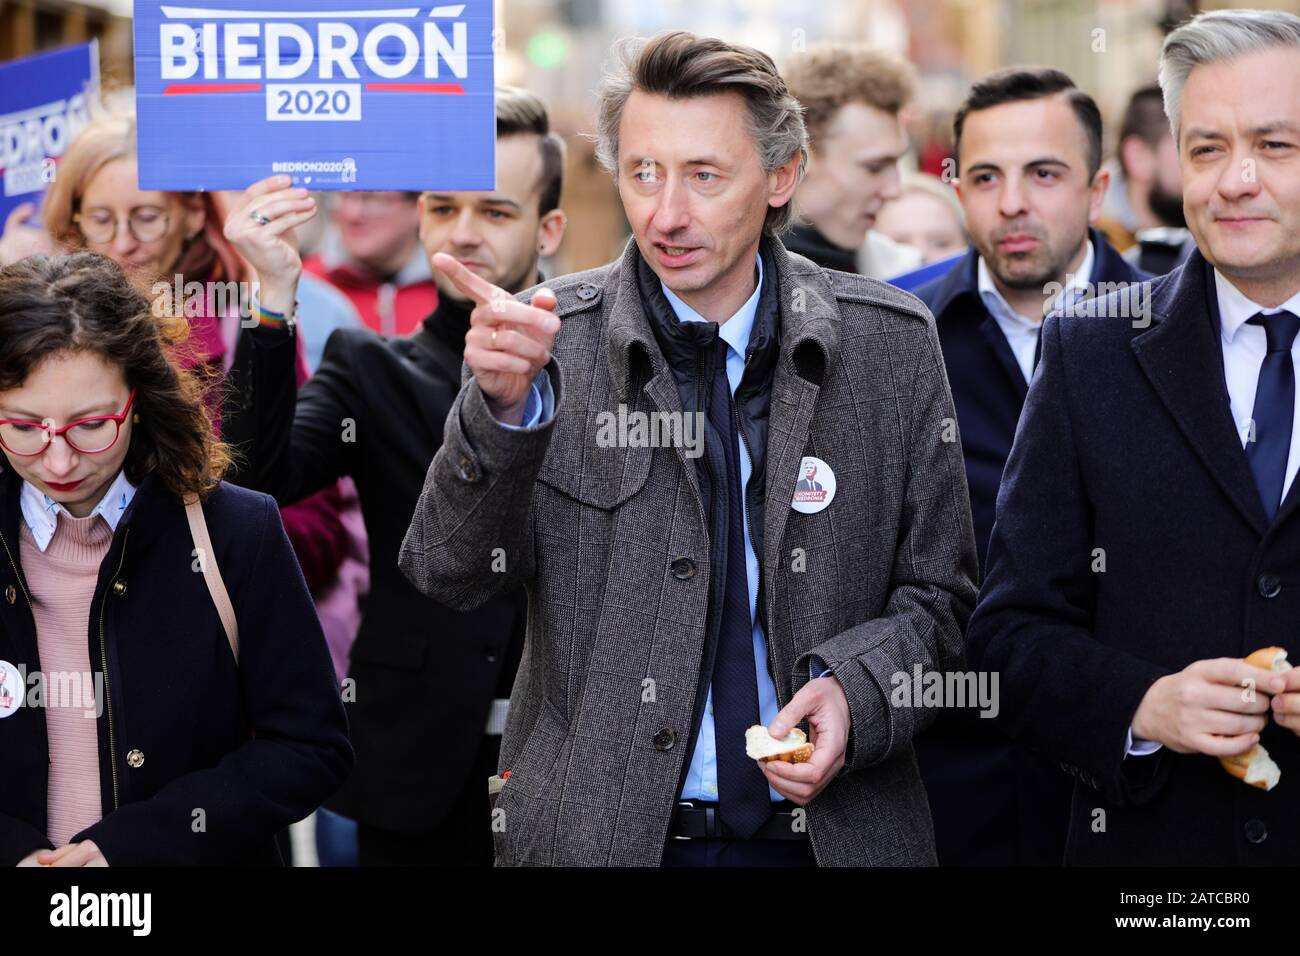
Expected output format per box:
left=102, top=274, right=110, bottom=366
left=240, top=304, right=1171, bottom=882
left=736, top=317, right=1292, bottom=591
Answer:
left=0, top=252, right=229, bottom=500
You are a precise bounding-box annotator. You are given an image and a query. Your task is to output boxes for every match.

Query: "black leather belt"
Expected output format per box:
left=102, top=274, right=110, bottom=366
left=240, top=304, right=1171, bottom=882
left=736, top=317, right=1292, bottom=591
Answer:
left=669, top=801, right=809, bottom=841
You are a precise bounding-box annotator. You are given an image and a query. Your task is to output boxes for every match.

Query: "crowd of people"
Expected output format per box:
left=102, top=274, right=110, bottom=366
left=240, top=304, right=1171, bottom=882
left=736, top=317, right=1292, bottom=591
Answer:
left=0, top=5, right=1298, bottom=868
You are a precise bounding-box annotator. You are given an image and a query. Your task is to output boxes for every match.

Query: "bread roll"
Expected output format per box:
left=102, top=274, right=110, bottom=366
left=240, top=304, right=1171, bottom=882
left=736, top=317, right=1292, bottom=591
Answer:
left=745, top=725, right=814, bottom=763
left=1219, top=647, right=1290, bottom=790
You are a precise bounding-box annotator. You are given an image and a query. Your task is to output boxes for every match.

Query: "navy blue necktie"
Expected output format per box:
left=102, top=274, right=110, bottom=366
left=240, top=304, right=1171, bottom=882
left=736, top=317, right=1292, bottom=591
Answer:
left=705, top=337, right=770, bottom=838
left=1246, top=310, right=1300, bottom=521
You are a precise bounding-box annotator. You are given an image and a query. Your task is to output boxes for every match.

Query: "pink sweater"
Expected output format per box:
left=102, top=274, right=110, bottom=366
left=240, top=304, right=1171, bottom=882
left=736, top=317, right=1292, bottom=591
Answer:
left=19, top=511, right=111, bottom=847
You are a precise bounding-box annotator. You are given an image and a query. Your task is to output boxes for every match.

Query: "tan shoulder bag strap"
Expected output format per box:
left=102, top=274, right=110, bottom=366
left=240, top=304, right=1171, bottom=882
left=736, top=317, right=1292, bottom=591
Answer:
left=184, top=495, right=239, bottom=665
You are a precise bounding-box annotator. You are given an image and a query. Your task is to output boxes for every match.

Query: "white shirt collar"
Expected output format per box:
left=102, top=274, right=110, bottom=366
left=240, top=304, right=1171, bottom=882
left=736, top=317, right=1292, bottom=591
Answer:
left=1213, top=268, right=1300, bottom=345
left=977, top=239, right=1095, bottom=328
left=20, top=469, right=138, bottom=553
left=661, top=253, right=764, bottom=358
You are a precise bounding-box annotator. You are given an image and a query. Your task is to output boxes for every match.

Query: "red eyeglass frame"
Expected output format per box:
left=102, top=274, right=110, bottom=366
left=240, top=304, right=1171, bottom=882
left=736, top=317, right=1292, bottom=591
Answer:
left=0, top=387, right=138, bottom=457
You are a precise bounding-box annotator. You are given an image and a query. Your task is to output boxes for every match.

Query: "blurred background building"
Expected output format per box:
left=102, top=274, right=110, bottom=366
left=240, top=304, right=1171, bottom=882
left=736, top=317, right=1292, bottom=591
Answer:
left=4, top=0, right=1298, bottom=270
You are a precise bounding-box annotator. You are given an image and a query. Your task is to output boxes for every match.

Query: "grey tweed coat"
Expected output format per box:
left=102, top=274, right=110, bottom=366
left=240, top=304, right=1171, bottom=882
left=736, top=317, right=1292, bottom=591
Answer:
left=399, top=237, right=977, bottom=866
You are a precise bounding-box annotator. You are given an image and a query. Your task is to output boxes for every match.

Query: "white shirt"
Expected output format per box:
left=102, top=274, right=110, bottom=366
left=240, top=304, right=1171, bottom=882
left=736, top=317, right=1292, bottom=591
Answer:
left=20, top=469, right=137, bottom=552
left=1126, top=270, right=1300, bottom=760
left=1215, top=269, right=1300, bottom=503
left=977, top=241, right=1096, bottom=384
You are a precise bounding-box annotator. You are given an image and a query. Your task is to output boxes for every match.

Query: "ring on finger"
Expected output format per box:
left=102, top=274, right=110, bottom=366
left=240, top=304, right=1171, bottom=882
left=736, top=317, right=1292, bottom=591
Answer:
left=491, top=327, right=499, bottom=348
left=250, top=209, right=271, bottom=226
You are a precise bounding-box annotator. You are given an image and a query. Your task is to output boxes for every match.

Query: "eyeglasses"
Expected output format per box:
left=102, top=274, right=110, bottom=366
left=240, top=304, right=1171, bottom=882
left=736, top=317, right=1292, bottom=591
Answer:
left=74, top=206, right=171, bottom=244
left=0, top=388, right=137, bottom=457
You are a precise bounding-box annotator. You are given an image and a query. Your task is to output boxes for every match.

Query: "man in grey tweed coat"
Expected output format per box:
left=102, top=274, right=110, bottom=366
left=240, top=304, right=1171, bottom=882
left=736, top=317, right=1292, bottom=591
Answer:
left=400, top=31, right=977, bottom=866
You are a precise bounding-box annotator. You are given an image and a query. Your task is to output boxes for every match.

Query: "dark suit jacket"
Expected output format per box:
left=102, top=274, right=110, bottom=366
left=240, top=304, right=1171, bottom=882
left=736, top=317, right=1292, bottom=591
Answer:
left=968, top=250, right=1300, bottom=864
left=223, top=302, right=524, bottom=834
left=911, top=230, right=1149, bottom=864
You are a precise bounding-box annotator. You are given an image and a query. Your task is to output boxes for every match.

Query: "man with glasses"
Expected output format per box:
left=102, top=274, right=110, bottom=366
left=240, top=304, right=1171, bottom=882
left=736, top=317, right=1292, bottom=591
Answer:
left=223, top=86, right=568, bottom=866
left=304, top=191, right=438, bottom=337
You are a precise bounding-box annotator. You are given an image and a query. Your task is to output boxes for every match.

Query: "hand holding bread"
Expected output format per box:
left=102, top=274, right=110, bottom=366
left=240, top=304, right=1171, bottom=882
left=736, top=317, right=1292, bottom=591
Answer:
left=1220, top=647, right=1292, bottom=790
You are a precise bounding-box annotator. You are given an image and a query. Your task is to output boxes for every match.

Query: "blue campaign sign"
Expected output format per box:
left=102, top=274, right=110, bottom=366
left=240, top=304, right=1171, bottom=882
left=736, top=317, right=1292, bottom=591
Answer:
left=133, top=1, right=495, bottom=191
left=0, top=42, right=100, bottom=225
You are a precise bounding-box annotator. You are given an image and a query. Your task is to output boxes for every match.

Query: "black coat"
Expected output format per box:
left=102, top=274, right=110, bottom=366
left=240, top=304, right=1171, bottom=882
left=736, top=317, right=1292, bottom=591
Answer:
left=910, top=230, right=1148, bottom=864
left=223, top=299, right=524, bottom=834
left=969, top=250, right=1300, bottom=864
left=0, top=473, right=351, bottom=866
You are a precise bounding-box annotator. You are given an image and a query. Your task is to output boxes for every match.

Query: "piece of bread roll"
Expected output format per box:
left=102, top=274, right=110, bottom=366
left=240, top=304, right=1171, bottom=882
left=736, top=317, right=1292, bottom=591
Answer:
left=745, top=725, right=814, bottom=763
left=1219, top=647, right=1291, bottom=791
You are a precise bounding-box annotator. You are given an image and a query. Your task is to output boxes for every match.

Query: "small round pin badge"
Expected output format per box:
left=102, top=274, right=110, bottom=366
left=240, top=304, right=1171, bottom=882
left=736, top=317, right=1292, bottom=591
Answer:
left=0, top=660, right=21, bottom=718
left=791, top=456, right=836, bottom=514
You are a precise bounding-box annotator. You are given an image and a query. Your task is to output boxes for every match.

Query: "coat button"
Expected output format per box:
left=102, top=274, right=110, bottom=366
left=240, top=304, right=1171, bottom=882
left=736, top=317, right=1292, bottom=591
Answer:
left=112, top=579, right=127, bottom=596
left=126, top=749, right=145, bottom=769
left=1257, top=573, right=1281, bottom=599
left=1244, top=818, right=1267, bottom=844
left=457, top=455, right=478, bottom=483
left=576, top=283, right=598, bottom=301
left=652, top=728, right=677, bottom=751
left=670, top=558, right=697, bottom=580
left=4, top=585, right=14, bottom=605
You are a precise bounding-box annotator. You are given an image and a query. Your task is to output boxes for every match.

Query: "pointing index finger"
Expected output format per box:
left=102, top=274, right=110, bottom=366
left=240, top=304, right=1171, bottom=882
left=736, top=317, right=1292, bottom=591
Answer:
left=431, top=252, right=505, bottom=308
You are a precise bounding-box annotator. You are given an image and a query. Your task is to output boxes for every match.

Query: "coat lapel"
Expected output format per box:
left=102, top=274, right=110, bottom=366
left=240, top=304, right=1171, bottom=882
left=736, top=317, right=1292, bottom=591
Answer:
left=760, top=244, right=839, bottom=586
left=0, top=473, right=39, bottom=665
left=1131, top=253, right=1269, bottom=534
left=603, top=240, right=704, bottom=505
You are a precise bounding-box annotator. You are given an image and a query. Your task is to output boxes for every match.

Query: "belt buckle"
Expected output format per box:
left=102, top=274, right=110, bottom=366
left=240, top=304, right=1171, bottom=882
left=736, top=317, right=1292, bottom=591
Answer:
left=672, top=801, right=720, bottom=840
left=673, top=801, right=694, bottom=840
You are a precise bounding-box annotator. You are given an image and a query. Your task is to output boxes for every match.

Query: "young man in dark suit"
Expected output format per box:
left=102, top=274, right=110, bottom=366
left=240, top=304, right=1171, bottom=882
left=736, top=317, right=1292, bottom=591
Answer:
left=912, top=67, right=1149, bottom=865
left=969, top=8, right=1300, bottom=865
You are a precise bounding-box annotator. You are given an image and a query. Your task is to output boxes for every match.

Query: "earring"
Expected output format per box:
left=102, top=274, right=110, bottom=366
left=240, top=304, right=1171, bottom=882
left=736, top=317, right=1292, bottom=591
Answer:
left=132, top=413, right=140, bottom=424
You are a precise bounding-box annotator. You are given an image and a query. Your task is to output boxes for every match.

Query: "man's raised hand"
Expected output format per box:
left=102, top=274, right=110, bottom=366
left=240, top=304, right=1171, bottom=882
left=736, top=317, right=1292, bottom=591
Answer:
left=431, top=252, right=559, bottom=426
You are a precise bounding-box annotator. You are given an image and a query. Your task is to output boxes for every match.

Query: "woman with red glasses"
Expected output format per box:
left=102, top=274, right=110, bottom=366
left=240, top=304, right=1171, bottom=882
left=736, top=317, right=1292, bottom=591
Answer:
left=0, top=252, right=352, bottom=866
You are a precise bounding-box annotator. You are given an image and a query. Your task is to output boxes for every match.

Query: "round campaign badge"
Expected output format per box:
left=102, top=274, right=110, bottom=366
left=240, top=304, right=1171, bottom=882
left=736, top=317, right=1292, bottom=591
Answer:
left=0, top=660, right=21, bottom=718
left=791, top=456, right=836, bottom=514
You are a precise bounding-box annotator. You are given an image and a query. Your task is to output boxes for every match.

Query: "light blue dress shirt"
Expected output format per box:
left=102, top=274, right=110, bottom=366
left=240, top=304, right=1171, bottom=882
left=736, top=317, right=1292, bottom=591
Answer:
left=659, top=255, right=784, bottom=802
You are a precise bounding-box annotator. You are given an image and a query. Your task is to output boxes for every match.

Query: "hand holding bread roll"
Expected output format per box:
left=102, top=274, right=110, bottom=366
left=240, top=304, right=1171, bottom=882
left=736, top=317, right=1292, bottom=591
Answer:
left=1219, top=647, right=1291, bottom=790
left=746, top=725, right=814, bottom=764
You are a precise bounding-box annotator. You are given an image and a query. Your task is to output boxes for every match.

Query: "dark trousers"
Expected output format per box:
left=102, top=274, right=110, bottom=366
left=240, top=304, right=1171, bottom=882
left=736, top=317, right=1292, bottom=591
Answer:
left=357, top=734, right=501, bottom=867
left=661, top=837, right=816, bottom=867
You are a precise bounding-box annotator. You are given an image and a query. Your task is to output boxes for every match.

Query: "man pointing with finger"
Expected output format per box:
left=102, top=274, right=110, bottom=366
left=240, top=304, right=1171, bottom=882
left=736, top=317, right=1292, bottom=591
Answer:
left=400, top=32, right=977, bottom=867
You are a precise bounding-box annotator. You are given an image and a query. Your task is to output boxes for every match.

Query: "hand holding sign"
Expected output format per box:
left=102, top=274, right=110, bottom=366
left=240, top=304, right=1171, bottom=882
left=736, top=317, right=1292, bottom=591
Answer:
left=431, top=252, right=559, bottom=426
left=222, top=174, right=316, bottom=314
left=0, top=203, right=57, bottom=268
